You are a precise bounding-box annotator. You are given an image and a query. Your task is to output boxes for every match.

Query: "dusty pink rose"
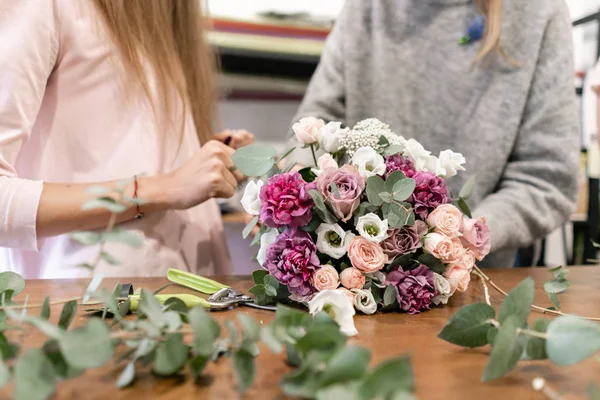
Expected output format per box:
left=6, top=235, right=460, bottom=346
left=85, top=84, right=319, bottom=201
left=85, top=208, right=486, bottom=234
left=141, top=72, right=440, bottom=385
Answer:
left=340, top=267, right=366, bottom=289
left=427, top=204, right=464, bottom=238
left=316, top=165, right=365, bottom=222
left=423, top=232, right=460, bottom=263
left=443, top=263, right=472, bottom=293
left=347, top=236, right=387, bottom=273
left=259, top=171, right=316, bottom=228
left=461, top=216, right=491, bottom=260
left=386, top=265, right=435, bottom=314
left=312, top=265, right=340, bottom=291
left=292, top=117, right=324, bottom=144
left=380, top=221, right=427, bottom=260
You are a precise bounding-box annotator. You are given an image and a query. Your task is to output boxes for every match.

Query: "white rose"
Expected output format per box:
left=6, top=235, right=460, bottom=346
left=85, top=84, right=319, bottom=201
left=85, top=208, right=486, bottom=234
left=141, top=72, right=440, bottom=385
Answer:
left=256, top=230, right=279, bottom=266
left=356, top=213, right=389, bottom=243
left=316, top=223, right=355, bottom=259
left=438, top=150, right=466, bottom=178
left=416, top=155, right=442, bottom=175
left=240, top=180, right=263, bottom=216
left=312, top=153, right=339, bottom=177
left=432, top=272, right=452, bottom=305
left=320, top=121, right=349, bottom=153
left=403, top=139, right=431, bottom=163
left=292, top=117, right=324, bottom=145
left=351, top=289, right=377, bottom=315
left=351, top=147, right=386, bottom=179
left=308, top=289, right=358, bottom=336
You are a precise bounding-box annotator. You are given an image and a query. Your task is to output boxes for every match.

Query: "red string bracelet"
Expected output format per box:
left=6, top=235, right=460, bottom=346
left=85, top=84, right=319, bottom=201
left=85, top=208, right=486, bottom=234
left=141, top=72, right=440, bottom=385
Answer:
left=133, top=175, right=144, bottom=220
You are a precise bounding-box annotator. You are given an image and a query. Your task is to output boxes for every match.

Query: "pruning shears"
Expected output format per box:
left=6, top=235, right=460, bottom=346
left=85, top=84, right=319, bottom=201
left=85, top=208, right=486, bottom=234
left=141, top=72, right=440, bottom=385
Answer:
left=84, top=268, right=276, bottom=316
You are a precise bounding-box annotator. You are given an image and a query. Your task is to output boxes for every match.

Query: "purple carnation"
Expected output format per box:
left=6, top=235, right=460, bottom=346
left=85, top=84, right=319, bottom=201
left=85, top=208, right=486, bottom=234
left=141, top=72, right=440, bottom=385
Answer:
left=384, top=154, right=416, bottom=179
left=259, top=171, right=316, bottom=228
left=264, top=228, right=320, bottom=297
left=408, top=171, right=451, bottom=220
left=386, top=265, right=435, bottom=314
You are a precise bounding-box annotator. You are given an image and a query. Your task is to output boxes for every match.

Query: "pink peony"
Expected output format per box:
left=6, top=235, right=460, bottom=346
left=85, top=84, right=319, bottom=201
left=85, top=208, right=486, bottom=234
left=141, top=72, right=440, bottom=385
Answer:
left=380, top=221, right=427, bottom=260
left=259, top=171, right=316, bottom=228
left=408, top=171, right=452, bottom=220
left=265, top=228, right=320, bottom=297
left=423, top=233, right=460, bottom=263
left=347, top=236, right=387, bottom=273
left=312, top=265, right=340, bottom=291
left=340, top=267, right=366, bottom=290
left=386, top=265, right=435, bottom=314
left=426, top=204, right=464, bottom=238
left=384, top=154, right=416, bottom=179
left=461, top=216, right=491, bottom=261
left=316, top=165, right=365, bottom=222
left=292, top=117, right=324, bottom=144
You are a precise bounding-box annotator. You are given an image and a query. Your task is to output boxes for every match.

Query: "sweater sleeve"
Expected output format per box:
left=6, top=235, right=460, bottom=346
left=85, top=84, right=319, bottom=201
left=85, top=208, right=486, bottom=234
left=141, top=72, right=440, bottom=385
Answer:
left=472, top=6, right=580, bottom=252
left=0, top=0, right=59, bottom=250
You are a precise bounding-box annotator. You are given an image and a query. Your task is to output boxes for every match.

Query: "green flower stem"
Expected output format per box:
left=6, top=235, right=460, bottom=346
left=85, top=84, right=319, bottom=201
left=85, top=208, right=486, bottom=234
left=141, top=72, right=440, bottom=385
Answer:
left=310, top=144, right=319, bottom=167
left=517, top=328, right=548, bottom=340
left=473, top=266, right=600, bottom=322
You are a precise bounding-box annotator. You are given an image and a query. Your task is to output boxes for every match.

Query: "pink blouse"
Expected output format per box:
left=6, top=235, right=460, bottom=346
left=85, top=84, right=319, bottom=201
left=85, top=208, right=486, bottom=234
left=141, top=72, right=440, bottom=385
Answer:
left=0, top=0, right=232, bottom=278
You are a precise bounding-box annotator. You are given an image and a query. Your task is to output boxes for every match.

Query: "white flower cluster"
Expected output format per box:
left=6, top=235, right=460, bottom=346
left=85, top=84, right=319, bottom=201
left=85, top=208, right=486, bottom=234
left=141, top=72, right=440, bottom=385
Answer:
left=339, top=118, right=407, bottom=157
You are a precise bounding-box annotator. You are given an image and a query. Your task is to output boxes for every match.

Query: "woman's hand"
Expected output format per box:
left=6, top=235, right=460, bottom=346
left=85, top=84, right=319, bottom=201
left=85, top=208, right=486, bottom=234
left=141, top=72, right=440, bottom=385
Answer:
left=164, top=140, right=246, bottom=210
left=214, top=129, right=255, bottom=149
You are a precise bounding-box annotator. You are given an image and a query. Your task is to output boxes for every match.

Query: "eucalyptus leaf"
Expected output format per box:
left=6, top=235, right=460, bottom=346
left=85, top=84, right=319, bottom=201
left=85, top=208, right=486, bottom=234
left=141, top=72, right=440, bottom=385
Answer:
left=417, top=254, right=445, bottom=274
left=232, top=144, right=277, bottom=177
left=487, top=327, right=498, bottom=346
left=378, top=135, right=390, bottom=147
left=82, top=197, right=127, bottom=213
left=546, top=316, right=600, bottom=366
left=316, top=383, right=360, bottom=400
left=226, top=320, right=239, bottom=348
left=295, top=325, right=347, bottom=357
left=392, top=178, right=416, bottom=202
left=384, top=171, right=407, bottom=192
left=330, top=182, right=341, bottom=199
left=383, top=202, right=413, bottom=229
left=238, top=313, right=260, bottom=343
left=243, top=216, right=259, bottom=239
left=548, top=292, right=561, bottom=310
left=265, top=285, right=278, bottom=297
left=459, top=175, right=476, bottom=199
left=189, top=355, right=210, bottom=379
left=0, top=271, right=25, bottom=297
left=0, top=333, right=19, bottom=360
left=309, top=190, right=338, bottom=224
left=358, top=355, right=414, bottom=398
left=153, top=333, right=188, bottom=376
left=232, top=348, right=256, bottom=393
left=249, top=285, right=269, bottom=306
left=117, top=362, right=135, bottom=388
left=261, top=326, right=283, bottom=354
left=83, top=273, right=104, bottom=303
left=438, top=303, right=496, bottom=348
left=59, top=318, right=113, bottom=369
left=303, top=214, right=323, bottom=232
left=14, top=349, right=57, bottom=400
left=318, top=345, right=371, bottom=387
left=40, top=297, right=50, bottom=320
left=383, top=284, right=397, bottom=307
left=85, top=186, right=110, bottom=196
left=543, top=279, right=569, bottom=294
left=298, top=167, right=317, bottom=183
left=281, top=353, right=321, bottom=397
left=164, top=297, right=188, bottom=315
left=385, top=145, right=405, bottom=156
left=100, top=251, right=120, bottom=266
left=139, top=290, right=166, bottom=328
left=481, top=315, right=524, bottom=382
left=42, top=339, right=83, bottom=379
left=525, top=319, right=551, bottom=360
left=102, top=228, right=143, bottom=248
left=263, top=274, right=280, bottom=289
left=379, top=192, right=393, bottom=203
left=457, top=198, right=472, bottom=218
left=0, top=355, right=9, bottom=386
left=70, top=231, right=101, bottom=246
left=188, top=306, right=220, bottom=356
left=252, top=270, right=269, bottom=285
left=366, top=176, right=386, bottom=206
left=497, top=278, right=534, bottom=325
left=163, top=311, right=183, bottom=331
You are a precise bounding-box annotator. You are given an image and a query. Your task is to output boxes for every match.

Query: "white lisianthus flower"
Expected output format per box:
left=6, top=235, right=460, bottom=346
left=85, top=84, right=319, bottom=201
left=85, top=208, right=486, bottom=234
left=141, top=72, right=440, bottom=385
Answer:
left=403, top=139, right=431, bottom=162
left=351, top=289, right=377, bottom=315
left=308, top=289, right=358, bottom=336
left=356, top=213, right=389, bottom=243
left=256, top=230, right=279, bottom=267
left=351, top=147, right=386, bottom=179
left=438, top=150, right=466, bottom=178
left=417, top=155, right=442, bottom=175
left=312, top=153, right=339, bottom=177
left=320, top=121, right=349, bottom=153
left=240, top=180, right=263, bottom=216
left=365, top=271, right=387, bottom=288
left=315, top=223, right=355, bottom=259
left=432, top=272, right=452, bottom=305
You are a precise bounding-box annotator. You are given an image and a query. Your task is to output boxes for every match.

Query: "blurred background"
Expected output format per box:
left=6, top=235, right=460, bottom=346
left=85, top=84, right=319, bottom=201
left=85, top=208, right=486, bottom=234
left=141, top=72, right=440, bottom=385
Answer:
left=206, top=0, right=600, bottom=273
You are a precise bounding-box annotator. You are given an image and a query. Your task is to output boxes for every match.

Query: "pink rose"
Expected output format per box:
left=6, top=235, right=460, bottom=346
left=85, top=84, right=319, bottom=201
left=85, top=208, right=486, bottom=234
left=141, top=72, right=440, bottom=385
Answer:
left=292, top=117, right=324, bottom=145
left=461, top=216, right=491, bottom=261
left=347, top=236, right=387, bottom=273
left=317, top=153, right=339, bottom=171
left=340, top=267, right=366, bottom=290
left=426, top=204, right=464, bottom=238
left=312, top=265, right=340, bottom=291
left=443, top=263, right=472, bottom=293
left=453, top=249, right=476, bottom=271
left=316, top=165, right=365, bottom=222
left=423, top=232, right=460, bottom=263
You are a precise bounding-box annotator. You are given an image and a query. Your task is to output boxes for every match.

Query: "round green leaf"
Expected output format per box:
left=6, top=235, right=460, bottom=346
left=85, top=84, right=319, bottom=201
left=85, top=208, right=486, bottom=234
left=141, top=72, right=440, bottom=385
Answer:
left=359, top=355, right=414, bottom=398
left=525, top=319, right=551, bottom=360
left=497, top=278, right=534, bottom=325
left=153, top=333, right=189, bottom=376
left=0, top=271, right=25, bottom=297
left=252, top=270, right=269, bottom=285
left=543, top=279, right=569, bottom=294
left=392, top=178, right=416, bottom=202
left=481, top=315, right=524, bottom=382
left=232, top=144, right=277, bottom=177
left=232, top=348, right=256, bottom=393
left=318, top=345, right=371, bottom=387
left=0, top=355, right=9, bottom=386
left=58, top=318, right=114, bottom=369
left=189, top=306, right=220, bottom=356
left=238, top=313, right=260, bottom=343
left=437, top=303, right=496, bottom=348
left=14, top=349, right=57, bottom=400
left=547, top=316, right=600, bottom=366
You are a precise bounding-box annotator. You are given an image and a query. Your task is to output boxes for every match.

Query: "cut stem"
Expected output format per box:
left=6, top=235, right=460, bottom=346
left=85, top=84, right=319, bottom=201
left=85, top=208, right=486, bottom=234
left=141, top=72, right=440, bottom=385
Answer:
left=473, top=266, right=600, bottom=321
left=473, top=270, right=492, bottom=306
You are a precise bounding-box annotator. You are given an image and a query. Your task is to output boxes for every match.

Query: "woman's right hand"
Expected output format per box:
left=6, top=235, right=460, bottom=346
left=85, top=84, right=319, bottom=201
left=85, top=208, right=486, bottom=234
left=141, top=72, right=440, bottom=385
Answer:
left=163, top=140, right=246, bottom=210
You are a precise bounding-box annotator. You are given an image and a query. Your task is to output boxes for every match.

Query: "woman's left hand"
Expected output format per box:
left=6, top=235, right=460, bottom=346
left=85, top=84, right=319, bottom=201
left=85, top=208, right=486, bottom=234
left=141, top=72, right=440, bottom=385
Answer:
left=214, top=129, right=255, bottom=149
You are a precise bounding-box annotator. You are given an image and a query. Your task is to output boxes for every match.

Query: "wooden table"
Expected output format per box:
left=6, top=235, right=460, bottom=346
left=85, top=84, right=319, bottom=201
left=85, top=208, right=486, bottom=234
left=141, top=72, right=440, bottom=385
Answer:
left=2, top=267, right=599, bottom=399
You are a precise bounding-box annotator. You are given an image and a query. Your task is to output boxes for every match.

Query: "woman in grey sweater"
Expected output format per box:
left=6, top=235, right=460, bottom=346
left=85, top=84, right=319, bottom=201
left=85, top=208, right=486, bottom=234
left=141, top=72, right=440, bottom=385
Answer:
left=292, top=0, right=580, bottom=267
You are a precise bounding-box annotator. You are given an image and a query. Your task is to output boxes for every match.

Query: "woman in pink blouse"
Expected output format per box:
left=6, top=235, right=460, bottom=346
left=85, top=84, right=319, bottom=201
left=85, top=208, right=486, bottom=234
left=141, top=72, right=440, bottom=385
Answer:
left=0, top=1, right=250, bottom=278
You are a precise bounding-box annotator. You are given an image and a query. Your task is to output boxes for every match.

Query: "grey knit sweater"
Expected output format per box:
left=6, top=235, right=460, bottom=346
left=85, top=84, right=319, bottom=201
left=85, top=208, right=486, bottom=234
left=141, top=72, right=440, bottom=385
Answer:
left=291, top=0, right=580, bottom=267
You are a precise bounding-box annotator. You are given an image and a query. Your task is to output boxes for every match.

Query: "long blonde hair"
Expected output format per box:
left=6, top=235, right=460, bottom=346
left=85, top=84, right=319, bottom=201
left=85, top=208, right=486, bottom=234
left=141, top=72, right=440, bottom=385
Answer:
left=474, top=0, right=512, bottom=64
left=93, top=0, right=215, bottom=144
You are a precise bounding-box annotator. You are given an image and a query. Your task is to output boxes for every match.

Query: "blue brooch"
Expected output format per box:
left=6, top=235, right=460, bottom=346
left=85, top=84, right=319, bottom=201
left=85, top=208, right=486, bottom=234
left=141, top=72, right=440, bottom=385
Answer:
left=459, top=15, right=486, bottom=45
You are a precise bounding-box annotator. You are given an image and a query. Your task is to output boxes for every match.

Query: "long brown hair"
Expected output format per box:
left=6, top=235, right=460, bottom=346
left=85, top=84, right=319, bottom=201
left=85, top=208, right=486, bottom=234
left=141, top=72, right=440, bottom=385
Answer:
left=93, top=0, right=215, bottom=144
left=474, top=0, right=513, bottom=64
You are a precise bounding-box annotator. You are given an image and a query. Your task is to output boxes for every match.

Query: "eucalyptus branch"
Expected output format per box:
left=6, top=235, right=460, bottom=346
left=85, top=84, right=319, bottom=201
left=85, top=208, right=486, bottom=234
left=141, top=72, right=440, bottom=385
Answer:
left=517, top=328, right=548, bottom=340
left=0, top=297, right=82, bottom=311
left=473, top=266, right=600, bottom=321
left=473, top=269, right=492, bottom=306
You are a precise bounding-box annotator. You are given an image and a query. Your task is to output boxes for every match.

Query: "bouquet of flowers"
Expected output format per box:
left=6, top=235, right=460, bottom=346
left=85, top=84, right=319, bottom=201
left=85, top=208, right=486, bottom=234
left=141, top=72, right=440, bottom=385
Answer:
left=236, top=117, right=490, bottom=330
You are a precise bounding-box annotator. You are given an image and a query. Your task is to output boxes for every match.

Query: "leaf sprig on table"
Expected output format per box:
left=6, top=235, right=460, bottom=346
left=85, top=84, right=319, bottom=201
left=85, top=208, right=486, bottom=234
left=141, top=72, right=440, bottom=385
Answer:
left=0, top=182, right=415, bottom=400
